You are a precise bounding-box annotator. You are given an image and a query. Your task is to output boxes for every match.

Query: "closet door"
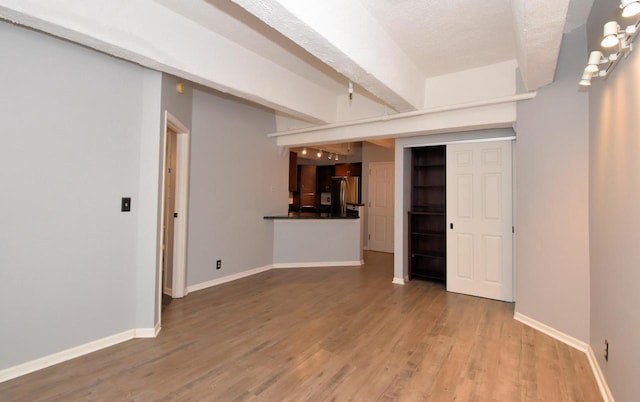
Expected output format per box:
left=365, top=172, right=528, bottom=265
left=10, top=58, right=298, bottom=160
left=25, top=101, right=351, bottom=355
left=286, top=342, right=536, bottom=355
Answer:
left=446, top=141, right=513, bottom=301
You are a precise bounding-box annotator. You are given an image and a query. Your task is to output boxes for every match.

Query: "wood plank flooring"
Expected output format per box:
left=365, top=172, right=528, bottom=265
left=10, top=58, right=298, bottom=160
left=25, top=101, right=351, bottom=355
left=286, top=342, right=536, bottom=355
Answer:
left=0, top=251, right=601, bottom=401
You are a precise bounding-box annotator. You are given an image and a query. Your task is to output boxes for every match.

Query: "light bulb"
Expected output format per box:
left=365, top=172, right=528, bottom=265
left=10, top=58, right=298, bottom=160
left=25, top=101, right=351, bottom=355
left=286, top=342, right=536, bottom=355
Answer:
left=301, top=148, right=307, bottom=155
left=317, top=150, right=322, bottom=158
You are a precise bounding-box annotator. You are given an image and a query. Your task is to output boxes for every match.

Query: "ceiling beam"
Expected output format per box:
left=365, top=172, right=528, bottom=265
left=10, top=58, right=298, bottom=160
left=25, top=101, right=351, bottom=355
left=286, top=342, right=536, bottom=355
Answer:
left=229, top=0, right=426, bottom=112
left=0, top=0, right=338, bottom=123
left=512, top=0, right=571, bottom=90
left=271, top=102, right=520, bottom=148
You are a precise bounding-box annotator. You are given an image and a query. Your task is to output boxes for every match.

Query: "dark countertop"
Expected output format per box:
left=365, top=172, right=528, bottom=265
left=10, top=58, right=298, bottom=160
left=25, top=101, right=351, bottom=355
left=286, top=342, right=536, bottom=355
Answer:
left=264, top=211, right=359, bottom=220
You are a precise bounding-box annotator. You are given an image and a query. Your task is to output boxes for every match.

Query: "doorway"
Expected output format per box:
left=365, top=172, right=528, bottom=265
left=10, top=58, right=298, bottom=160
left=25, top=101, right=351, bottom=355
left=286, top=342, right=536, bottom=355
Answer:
left=398, top=138, right=514, bottom=301
left=368, top=162, right=394, bottom=253
left=162, top=127, right=178, bottom=308
left=159, top=112, right=190, bottom=313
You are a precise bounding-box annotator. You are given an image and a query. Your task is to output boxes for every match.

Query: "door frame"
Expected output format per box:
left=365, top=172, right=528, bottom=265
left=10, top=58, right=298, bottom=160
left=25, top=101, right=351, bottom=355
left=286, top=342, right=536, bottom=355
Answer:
left=158, top=111, right=190, bottom=305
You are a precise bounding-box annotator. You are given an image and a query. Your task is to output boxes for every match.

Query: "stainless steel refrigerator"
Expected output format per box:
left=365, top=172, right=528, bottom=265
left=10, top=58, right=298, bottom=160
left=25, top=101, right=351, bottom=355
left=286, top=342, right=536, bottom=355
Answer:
left=330, top=176, right=360, bottom=216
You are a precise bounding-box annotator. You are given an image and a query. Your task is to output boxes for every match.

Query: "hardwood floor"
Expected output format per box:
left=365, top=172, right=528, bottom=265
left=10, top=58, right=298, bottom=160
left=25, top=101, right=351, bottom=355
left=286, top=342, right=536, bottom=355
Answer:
left=0, top=251, right=601, bottom=401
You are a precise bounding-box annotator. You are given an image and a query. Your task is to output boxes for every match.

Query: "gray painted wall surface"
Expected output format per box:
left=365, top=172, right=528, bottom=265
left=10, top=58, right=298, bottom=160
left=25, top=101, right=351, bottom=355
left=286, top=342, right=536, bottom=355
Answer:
left=361, top=143, right=394, bottom=249
left=587, top=1, right=640, bottom=399
left=161, top=74, right=193, bottom=129
left=0, top=21, right=158, bottom=369
left=187, top=90, right=287, bottom=287
left=515, top=29, right=590, bottom=342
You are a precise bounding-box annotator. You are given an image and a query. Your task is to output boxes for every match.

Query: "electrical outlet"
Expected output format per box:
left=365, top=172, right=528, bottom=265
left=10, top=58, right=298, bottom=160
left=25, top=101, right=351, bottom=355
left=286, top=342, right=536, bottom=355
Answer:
left=216, top=260, right=221, bottom=270
left=604, top=339, right=609, bottom=361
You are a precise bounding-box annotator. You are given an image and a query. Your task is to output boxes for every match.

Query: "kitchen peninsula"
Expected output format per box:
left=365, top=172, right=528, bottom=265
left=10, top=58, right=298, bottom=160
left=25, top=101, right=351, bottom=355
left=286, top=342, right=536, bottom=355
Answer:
left=264, top=208, right=363, bottom=267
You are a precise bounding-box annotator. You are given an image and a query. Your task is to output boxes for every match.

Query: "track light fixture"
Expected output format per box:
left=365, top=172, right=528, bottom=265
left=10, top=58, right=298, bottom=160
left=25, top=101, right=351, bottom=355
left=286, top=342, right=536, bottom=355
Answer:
left=585, top=51, right=606, bottom=73
left=317, top=150, right=322, bottom=158
left=579, top=1, right=640, bottom=88
left=621, top=0, right=640, bottom=18
left=301, top=148, right=307, bottom=155
left=601, top=21, right=622, bottom=48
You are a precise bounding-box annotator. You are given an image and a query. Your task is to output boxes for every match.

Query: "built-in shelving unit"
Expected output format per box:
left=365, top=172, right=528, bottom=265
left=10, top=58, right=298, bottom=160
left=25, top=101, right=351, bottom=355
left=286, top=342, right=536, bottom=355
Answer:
left=408, top=145, right=446, bottom=282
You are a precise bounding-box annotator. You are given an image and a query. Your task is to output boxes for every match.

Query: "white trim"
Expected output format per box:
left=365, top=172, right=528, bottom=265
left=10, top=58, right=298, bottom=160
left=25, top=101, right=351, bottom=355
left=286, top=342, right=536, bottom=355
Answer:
left=268, top=93, right=536, bottom=137
left=392, top=277, right=406, bottom=285
left=0, top=323, right=163, bottom=383
left=0, top=330, right=135, bottom=383
left=187, top=264, right=273, bottom=293
left=163, top=287, right=172, bottom=296
left=134, top=325, right=159, bottom=339
left=586, top=345, right=615, bottom=402
left=272, top=260, right=362, bottom=269
left=514, top=312, right=588, bottom=351
left=514, top=312, right=614, bottom=402
left=158, top=110, right=190, bottom=332
left=171, top=128, right=190, bottom=298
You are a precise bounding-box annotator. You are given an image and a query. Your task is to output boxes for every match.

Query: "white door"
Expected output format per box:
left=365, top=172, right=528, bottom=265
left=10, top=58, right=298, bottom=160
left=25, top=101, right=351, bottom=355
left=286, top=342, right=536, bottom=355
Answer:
left=368, top=162, right=394, bottom=253
left=446, top=141, right=513, bottom=301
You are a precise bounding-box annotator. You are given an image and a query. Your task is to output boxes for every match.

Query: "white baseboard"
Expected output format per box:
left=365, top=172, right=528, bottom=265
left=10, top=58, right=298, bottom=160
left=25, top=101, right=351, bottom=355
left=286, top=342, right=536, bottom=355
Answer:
left=0, top=329, right=135, bottom=383
left=134, top=323, right=160, bottom=339
left=272, top=260, right=362, bottom=269
left=513, top=312, right=588, bottom=351
left=586, top=344, right=615, bottom=402
left=0, top=322, right=162, bottom=384
left=514, top=312, right=614, bottom=402
left=187, top=264, right=273, bottom=293
left=392, top=277, right=406, bottom=285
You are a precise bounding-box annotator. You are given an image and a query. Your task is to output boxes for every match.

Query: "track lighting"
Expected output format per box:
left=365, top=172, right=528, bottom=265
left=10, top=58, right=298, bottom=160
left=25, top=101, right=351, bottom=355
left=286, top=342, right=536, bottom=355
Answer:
left=301, top=148, right=307, bottom=155
left=328, top=153, right=334, bottom=160
left=621, top=0, right=640, bottom=18
left=585, top=51, right=605, bottom=73
left=580, top=3, right=640, bottom=88
left=317, top=150, right=322, bottom=158
left=602, top=21, right=621, bottom=47
left=579, top=73, right=593, bottom=87
left=334, top=154, right=339, bottom=161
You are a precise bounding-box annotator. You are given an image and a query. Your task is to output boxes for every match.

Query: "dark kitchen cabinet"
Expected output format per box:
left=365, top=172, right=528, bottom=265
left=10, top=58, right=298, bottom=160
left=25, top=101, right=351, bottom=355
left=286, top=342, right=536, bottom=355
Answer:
left=316, top=165, right=335, bottom=193
left=299, top=165, right=316, bottom=208
left=408, top=145, right=446, bottom=282
left=335, top=162, right=361, bottom=177
left=289, top=151, right=298, bottom=192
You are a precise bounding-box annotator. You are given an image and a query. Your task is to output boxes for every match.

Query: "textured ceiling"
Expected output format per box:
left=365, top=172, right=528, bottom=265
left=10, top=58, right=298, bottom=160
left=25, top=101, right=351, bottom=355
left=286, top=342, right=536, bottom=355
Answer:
left=360, top=0, right=517, bottom=77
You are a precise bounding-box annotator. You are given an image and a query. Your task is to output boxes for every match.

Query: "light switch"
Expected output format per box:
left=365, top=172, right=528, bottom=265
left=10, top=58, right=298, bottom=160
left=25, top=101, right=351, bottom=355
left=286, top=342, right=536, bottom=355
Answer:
left=121, top=197, right=131, bottom=212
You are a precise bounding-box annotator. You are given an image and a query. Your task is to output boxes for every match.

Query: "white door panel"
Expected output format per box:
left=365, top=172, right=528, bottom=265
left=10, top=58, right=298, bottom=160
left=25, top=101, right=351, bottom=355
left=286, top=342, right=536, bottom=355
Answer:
left=368, top=162, right=394, bottom=253
left=446, top=141, right=513, bottom=301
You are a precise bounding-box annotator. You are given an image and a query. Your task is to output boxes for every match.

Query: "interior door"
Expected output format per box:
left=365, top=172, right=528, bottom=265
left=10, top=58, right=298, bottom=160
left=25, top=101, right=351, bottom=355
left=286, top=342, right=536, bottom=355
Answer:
left=162, top=127, right=178, bottom=302
left=368, top=162, right=394, bottom=253
left=446, top=141, right=513, bottom=301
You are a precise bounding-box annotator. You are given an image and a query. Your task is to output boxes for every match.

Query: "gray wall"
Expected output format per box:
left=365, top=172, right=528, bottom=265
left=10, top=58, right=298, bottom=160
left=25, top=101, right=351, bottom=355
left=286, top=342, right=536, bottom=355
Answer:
left=0, top=21, right=161, bottom=369
left=515, top=28, right=590, bottom=341
left=361, top=142, right=395, bottom=249
left=186, top=89, right=287, bottom=287
left=587, top=1, right=640, bottom=400
left=161, top=74, right=193, bottom=129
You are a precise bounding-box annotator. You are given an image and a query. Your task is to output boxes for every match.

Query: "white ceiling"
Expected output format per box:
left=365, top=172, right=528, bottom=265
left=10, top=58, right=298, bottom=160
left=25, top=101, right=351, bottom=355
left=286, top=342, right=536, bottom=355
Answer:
left=0, top=0, right=595, bottom=130
left=360, top=0, right=517, bottom=77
